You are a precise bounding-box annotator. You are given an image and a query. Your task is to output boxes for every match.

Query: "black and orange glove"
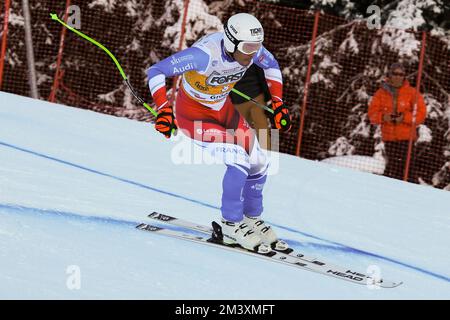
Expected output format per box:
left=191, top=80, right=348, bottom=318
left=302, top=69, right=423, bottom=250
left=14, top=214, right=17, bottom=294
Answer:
left=155, top=104, right=177, bottom=138
left=271, top=100, right=292, bottom=132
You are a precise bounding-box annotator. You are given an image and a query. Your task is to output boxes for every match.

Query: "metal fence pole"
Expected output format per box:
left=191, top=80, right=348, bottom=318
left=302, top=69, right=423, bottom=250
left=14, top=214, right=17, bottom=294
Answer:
left=403, top=31, right=427, bottom=182
left=169, top=0, right=190, bottom=107
left=22, top=0, right=39, bottom=99
left=0, top=0, right=11, bottom=90
left=296, top=10, right=320, bottom=157
left=49, top=0, right=71, bottom=102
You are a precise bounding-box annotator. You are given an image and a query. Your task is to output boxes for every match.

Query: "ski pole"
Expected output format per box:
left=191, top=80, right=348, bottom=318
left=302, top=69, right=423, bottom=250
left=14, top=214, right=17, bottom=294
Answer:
left=50, top=13, right=158, bottom=118
left=230, top=88, right=274, bottom=114
left=231, top=88, right=290, bottom=128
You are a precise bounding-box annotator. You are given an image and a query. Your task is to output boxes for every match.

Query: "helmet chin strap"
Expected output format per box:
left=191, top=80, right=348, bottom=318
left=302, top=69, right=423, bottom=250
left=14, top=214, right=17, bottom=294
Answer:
left=222, top=39, right=236, bottom=60
left=225, top=50, right=235, bottom=59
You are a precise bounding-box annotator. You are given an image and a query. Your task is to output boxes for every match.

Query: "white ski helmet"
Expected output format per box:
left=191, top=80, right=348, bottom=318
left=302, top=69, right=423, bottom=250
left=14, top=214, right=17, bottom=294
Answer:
left=223, top=13, right=264, bottom=54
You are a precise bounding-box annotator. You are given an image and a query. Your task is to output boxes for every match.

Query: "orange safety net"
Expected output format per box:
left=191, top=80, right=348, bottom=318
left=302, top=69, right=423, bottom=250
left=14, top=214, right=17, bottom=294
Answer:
left=1, top=0, right=449, bottom=189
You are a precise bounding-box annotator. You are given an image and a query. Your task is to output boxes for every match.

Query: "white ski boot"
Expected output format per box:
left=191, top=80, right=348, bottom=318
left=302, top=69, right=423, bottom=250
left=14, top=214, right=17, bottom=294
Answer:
left=221, top=219, right=271, bottom=254
left=243, top=216, right=289, bottom=251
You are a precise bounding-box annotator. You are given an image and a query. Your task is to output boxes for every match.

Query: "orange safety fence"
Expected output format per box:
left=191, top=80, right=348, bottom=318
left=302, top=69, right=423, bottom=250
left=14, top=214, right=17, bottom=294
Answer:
left=1, top=0, right=449, bottom=190
left=0, top=0, right=10, bottom=90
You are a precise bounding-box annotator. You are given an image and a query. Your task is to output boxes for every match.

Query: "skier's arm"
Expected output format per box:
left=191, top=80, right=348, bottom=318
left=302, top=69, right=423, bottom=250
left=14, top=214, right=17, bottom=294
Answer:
left=146, top=47, right=210, bottom=109
left=253, top=46, right=291, bottom=132
left=147, top=47, right=209, bottom=138
left=253, top=46, right=283, bottom=102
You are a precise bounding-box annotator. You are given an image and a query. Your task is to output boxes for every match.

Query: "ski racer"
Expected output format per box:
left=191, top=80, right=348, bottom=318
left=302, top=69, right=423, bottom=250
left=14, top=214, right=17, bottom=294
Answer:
left=147, top=13, right=291, bottom=253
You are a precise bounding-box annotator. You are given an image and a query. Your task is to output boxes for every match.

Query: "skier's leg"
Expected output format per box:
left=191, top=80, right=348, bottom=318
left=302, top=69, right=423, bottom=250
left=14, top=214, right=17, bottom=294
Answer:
left=221, top=164, right=248, bottom=222
left=177, top=114, right=252, bottom=222
left=220, top=111, right=283, bottom=250
left=203, top=140, right=267, bottom=250
left=241, top=140, right=288, bottom=249
left=200, top=141, right=250, bottom=222
left=243, top=141, right=269, bottom=217
left=175, top=94, right=266, bottom=251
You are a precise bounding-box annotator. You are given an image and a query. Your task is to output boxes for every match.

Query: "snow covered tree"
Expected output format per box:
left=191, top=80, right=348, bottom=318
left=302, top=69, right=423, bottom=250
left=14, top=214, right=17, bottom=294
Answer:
left=0, top=1, right=64, bottom=99
left=1, top=0, right=449, bottom=188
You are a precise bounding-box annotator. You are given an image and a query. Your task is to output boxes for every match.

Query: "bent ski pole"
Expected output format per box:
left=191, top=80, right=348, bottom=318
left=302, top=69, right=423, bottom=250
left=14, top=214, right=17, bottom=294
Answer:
left=50, top=13, right=158, bottom=118
left=231, top=88, right=274, bottom=114
left=231, top=88, right=289, bottom=127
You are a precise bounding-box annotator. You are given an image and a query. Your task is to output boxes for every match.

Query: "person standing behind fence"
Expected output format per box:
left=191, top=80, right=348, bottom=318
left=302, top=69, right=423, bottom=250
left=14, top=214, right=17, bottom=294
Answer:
left=230, top=64, right=272, bottom=150
left=368, top=63, right=427, bottom=181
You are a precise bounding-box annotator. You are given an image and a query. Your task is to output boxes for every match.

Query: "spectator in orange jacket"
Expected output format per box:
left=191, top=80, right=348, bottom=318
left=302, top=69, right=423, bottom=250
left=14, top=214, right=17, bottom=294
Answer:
left=368, top=63, right=427, bottom=181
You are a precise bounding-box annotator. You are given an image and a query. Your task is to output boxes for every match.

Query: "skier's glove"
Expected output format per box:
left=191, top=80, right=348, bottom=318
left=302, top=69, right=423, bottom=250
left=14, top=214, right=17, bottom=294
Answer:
left=271, top=100, right=292, bottom=132
left=155, top=104, right=177, bottom=138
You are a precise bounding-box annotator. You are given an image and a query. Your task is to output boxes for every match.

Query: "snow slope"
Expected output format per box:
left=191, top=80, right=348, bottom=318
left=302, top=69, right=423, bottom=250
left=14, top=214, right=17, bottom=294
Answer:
left=0, top=92, right=449, bottom=299
left=321, top=155, right=385, bottom=174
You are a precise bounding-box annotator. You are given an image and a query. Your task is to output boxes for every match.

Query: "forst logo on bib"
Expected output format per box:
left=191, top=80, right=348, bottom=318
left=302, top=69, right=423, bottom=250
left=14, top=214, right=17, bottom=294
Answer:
left=206, top=70, right=246, bottom=86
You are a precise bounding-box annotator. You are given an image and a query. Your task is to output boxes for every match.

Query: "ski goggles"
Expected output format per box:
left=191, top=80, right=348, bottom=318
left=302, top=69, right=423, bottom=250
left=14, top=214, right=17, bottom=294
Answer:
left=237, top=41, right=262, bottom=55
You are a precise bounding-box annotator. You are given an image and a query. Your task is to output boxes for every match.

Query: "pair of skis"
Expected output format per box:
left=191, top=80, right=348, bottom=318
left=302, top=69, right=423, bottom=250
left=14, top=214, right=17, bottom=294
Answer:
left=137, top=212, right=402, bottom=288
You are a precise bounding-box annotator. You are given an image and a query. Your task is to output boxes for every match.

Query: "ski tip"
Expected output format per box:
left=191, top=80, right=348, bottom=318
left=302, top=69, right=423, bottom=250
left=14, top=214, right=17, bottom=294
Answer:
left=387, top=281, right=403, bottom=288
left=136, top=223, right=163, bottom=232
left=148, top=212, right=176, bottom=221
left=378, top=280, right=403, bottom=289
left=136, top=223, right=147, bottom=229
